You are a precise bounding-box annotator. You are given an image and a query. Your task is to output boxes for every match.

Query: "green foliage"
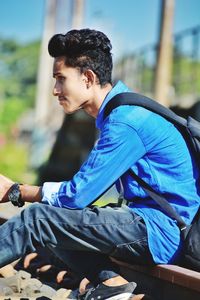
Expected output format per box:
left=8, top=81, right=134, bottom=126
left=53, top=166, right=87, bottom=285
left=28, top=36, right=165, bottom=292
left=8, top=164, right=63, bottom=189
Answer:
left=0, top=97, right=30, bottom=135
left=141, top=67, right=154, bottom=94
left=139, top=53, right=200, bottom=96
left=0, top=37, right=40, bottom=106
left=0, top=38, right=18, bottom=53
left=0, top=37, right=40, bottom=136
left=173, top=54, right=200, bottom=95
left=0, top=142, right=36, bottom=183
left=0, top=37, right=40, bottom=182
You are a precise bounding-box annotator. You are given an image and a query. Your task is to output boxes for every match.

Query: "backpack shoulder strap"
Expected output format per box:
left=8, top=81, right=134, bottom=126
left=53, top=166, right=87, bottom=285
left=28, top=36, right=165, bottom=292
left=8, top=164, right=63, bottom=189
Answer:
left=103, top=92, right=187, bottom=129
left=129, top=170, right=187, bottom=231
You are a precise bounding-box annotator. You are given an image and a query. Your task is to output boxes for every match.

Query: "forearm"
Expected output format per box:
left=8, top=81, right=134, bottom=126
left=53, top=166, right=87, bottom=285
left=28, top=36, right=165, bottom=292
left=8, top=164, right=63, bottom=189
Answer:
left=0, top=174, right=42, bottom=205
left=19, top=184, right=42, bottom=203
left=42, top=124, right=146, bottom=209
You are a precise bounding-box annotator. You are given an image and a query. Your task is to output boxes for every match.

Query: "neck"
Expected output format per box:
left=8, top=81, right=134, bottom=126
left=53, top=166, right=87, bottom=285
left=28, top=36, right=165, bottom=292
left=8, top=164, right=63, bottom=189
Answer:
left=84, top=83, right=112, bottom=118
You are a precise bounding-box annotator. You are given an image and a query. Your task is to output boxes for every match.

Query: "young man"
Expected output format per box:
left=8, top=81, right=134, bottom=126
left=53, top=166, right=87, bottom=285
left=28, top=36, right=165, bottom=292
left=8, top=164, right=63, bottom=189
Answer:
left=0, top=28, right=199, bottom=300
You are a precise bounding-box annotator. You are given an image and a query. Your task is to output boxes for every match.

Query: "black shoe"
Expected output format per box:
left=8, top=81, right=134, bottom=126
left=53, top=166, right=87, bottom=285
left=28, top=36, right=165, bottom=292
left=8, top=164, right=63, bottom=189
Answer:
left=81, top=281, right=137, bottom=300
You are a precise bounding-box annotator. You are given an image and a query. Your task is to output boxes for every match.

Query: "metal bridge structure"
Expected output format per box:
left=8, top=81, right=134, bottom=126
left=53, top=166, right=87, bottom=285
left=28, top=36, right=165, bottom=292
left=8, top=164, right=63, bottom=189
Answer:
left=114, top=25, right=200, bottom=108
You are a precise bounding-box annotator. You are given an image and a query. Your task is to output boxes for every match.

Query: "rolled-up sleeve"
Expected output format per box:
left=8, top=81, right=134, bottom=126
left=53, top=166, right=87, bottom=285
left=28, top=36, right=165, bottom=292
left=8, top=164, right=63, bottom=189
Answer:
left=41, top=121, right=146, bottom=209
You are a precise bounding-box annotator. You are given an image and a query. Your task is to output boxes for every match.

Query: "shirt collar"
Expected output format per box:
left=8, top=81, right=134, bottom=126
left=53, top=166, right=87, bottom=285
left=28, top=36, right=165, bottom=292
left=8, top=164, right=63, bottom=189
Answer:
left=96, top=81, right=131, bottom=129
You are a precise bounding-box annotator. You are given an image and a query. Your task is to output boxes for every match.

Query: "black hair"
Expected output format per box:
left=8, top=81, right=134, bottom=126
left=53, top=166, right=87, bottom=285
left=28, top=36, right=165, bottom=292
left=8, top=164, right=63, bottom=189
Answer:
left=48, top=28, right=113, bottom=86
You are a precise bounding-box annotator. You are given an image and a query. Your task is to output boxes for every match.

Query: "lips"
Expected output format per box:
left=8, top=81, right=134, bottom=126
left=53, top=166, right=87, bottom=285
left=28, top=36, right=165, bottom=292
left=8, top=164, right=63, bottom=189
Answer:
left=58, top=97, right=67, bottom=105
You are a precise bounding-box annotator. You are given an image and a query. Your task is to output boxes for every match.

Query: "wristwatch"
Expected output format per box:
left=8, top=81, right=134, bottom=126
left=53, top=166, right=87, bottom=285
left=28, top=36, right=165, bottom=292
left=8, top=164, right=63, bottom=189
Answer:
left=8, top=183, right=25, bottom=207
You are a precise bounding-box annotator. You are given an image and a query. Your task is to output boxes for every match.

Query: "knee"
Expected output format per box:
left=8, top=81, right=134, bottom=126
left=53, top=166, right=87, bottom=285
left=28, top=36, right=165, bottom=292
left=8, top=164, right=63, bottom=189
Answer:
left=21, top=203, right=48, bottom=221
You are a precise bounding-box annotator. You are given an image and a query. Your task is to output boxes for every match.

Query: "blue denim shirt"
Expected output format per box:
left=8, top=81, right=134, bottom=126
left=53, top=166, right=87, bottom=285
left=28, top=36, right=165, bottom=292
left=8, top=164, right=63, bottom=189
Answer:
left=42, top=81, right=200, bottom=264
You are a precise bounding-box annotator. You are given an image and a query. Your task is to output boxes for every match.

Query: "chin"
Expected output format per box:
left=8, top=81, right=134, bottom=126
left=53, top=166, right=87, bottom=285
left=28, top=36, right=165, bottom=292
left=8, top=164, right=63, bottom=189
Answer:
left=63, top=108, right=73, bottom=114
left=63, top=107, right=80, bottom=114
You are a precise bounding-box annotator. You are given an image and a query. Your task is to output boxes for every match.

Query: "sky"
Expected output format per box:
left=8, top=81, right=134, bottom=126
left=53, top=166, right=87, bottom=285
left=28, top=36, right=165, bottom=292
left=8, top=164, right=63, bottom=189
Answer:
left=0, top=0, right=200, bottom=59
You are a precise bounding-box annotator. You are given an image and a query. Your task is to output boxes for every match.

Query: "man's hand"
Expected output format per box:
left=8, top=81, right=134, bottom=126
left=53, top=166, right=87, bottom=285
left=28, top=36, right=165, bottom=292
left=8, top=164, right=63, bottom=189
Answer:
left=0, top=174, right=14, bottom=203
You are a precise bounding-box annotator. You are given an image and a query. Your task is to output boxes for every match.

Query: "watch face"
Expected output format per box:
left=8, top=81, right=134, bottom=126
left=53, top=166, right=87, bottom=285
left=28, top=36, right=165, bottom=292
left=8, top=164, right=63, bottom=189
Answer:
left=8, top=184, right=20, bottom=204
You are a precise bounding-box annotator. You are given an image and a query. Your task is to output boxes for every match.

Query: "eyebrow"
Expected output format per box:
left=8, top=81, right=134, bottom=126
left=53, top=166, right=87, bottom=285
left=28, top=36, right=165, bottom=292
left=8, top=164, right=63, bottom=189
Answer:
left=53, top=72, right=62, bottom=78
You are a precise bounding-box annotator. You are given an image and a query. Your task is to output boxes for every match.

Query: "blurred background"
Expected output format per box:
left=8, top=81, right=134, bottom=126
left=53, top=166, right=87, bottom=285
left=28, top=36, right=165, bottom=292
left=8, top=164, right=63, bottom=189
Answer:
left=0, top=0, right=200, bottom=216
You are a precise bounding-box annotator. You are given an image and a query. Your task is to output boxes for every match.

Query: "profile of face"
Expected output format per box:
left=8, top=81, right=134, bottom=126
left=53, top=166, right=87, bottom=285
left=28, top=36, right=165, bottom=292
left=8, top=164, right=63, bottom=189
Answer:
left=53, top=56, right=91, bottom=114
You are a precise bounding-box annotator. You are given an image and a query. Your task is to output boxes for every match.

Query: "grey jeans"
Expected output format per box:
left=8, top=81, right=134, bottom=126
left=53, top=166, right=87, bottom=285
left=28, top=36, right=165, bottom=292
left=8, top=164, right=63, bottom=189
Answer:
left=0, top=203, right=153, bottom=284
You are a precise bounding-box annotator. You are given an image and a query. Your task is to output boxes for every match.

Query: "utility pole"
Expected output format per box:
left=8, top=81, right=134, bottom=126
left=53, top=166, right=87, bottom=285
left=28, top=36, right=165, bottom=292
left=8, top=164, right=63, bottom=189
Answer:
left=35, top=0, right=56, bottom=126
left=71, top=0, right=85, bottom=29
left=33, top=0, right=72, bottom=169
left=154, top=0, right=175, bottom=106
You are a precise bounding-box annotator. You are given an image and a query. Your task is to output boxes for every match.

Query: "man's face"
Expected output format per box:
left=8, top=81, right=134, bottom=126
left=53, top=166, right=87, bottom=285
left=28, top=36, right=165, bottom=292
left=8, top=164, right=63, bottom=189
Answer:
left=53, top=57, right=90, bottom=114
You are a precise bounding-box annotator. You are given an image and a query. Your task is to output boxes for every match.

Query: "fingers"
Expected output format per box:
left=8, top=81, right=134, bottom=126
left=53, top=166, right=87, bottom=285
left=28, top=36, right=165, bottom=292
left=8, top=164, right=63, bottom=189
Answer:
left=79, top=277, right=90, bottom=294
left=23, top=252, right=38, bottom=269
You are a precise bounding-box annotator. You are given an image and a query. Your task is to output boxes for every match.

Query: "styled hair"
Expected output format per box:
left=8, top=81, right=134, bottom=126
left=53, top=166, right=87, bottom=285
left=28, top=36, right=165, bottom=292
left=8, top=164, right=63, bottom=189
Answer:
left=48, top=28, right=113, bottom=86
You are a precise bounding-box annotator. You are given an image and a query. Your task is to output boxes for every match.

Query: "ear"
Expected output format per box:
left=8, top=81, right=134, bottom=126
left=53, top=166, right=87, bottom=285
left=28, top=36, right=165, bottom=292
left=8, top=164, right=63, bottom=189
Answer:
left=83, top=69, right=96, bottom=88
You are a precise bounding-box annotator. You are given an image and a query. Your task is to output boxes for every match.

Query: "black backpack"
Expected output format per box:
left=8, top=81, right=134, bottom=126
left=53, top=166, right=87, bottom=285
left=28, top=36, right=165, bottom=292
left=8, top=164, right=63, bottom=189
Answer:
left=103, top=92, right=200, bottom=272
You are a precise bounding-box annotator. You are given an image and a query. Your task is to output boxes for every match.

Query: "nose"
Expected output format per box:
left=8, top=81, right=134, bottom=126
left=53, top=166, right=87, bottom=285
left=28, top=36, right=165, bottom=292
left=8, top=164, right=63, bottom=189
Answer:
left=53, top=82, right=60, bottom=96
left=53, top=87, right=58, bottom=96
